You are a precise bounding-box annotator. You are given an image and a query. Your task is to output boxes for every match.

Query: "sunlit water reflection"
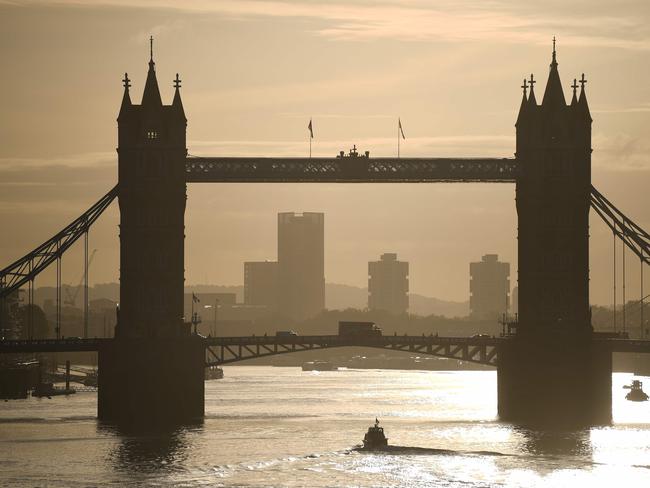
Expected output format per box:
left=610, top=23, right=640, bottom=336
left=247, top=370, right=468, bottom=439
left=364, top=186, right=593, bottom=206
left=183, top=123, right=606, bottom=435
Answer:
left=1, top=368, right=649, bottom=486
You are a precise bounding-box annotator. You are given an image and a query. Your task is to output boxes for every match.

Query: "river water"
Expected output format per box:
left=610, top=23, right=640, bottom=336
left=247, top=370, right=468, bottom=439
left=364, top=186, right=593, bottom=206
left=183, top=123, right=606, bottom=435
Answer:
left=1, top=367, right=650, bottom=487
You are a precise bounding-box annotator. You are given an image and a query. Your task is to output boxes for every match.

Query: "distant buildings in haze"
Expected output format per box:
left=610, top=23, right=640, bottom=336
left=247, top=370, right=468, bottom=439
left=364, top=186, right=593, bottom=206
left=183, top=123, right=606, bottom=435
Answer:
left=470, top=254, right=510, bottom=319
left=278, top=212, right=325, bottom=321
left=244, top=261, right=279, bottom=310
left=368, top=253, right=409, bottom=315
left=243, top=212, right=325, bottom=321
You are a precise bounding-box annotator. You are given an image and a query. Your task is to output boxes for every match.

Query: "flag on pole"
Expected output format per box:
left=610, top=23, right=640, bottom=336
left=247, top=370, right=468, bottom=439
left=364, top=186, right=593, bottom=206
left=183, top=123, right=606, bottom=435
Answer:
left=398, top=118, right=406, bottom=139
left=308, top=119, right=314, bottom=139
left=192, top=293, right=200, bottom=303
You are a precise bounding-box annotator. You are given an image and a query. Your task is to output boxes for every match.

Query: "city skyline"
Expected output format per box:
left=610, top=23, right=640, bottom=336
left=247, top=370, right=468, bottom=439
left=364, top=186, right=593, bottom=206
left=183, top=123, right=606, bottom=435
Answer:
left=2, top=4, right=650, bottom=482
left=1, top=1, right=649, bottom=305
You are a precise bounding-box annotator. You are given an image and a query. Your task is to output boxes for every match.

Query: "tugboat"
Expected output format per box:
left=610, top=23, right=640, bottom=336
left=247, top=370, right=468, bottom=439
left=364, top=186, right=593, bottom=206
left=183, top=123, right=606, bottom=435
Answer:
left=205, top=365, right=224, bottom=380
left=362, top=418, right=388, bottom=450
left=623, top=379, right=649, bottom=402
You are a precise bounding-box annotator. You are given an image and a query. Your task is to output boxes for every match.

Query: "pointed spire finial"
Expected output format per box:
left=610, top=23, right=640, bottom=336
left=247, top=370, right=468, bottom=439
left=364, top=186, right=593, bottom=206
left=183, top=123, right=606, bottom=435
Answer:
left=174, top=73, right=181, bottom=89
left=529, top=73, right=536, bottom=90
left=150, top=35, right=154, bottom=61
left=579, top=73, right=587, bottom=90
left=122, top=72, right=131, bottom=90
left=551, top=36, right=557, bottom=67
left=521, top=78, right=528, bottom=97
left=571, top=78, right=578, bottom=95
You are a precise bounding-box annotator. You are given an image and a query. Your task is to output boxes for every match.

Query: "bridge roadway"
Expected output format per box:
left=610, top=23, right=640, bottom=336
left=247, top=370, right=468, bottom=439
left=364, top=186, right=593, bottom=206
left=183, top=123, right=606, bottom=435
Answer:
left=185, top=157, right=518, bottom=183
left=2, top=336, right=650, bottom=367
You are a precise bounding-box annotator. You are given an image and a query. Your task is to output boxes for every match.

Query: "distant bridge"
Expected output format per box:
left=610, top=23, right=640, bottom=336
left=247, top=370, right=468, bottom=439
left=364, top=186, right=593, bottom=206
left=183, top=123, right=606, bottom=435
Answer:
left=3, top=335, right=650, bottom=368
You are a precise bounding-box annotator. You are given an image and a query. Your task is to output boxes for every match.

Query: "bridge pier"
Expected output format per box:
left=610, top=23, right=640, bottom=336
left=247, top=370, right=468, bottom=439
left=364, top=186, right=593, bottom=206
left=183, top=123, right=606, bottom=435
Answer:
left=497, top=337, right=612, bottom=426
left=98, top=338, right=204, bottom=424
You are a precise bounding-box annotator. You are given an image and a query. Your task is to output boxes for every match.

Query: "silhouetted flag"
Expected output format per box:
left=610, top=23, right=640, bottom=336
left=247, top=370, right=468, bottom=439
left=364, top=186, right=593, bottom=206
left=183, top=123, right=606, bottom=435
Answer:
left=192, top=293, right=200, bottom=303
left=308, top=119, right=314, bottom=139
left=398, top=118, right=406, bottom=139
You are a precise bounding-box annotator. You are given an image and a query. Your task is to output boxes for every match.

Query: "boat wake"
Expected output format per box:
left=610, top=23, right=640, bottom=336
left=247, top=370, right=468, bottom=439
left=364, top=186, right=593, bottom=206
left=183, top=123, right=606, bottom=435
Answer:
left=351, top=445, right=508, bottom=457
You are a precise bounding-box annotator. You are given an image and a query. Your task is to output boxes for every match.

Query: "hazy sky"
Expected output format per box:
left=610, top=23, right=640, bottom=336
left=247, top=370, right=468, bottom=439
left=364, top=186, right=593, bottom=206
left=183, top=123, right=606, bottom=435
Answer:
left=1, top=0, right=649, bottom=304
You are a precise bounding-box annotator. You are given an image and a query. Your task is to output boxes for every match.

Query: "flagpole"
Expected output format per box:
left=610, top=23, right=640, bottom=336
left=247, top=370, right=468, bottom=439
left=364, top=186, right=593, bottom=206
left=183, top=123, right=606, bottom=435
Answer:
left=310, top=133, right=312, bottom=159
left=397, top=118, right=400, bottom=159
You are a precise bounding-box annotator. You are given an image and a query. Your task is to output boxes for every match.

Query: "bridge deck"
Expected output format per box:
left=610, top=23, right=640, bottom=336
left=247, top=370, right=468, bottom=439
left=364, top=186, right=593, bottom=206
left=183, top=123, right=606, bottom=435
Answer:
left=185, top=157, right=518, bottom=183
left=2, top=336, right=649, bottom=364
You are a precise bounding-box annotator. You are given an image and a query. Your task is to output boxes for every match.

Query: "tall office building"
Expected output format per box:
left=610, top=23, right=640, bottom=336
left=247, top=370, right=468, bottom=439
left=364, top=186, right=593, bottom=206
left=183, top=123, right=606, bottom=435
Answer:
left=368, top=253, right=409, bottom=315
left=277, top=212, right=325, bottom=321
left=244, top=261, right=279, bottom=309
left=469, top=254, right=510, bottom=319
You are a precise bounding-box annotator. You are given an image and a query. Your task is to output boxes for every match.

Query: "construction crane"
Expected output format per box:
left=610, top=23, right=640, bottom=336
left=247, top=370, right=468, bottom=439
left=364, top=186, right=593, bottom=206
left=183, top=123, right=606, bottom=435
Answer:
left=64, top=249, right=97, bottom=307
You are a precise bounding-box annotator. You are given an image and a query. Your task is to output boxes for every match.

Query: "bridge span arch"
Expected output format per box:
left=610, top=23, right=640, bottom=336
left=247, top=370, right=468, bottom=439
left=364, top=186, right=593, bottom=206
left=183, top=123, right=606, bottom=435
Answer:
left=205, top=335, right=500, bottom=367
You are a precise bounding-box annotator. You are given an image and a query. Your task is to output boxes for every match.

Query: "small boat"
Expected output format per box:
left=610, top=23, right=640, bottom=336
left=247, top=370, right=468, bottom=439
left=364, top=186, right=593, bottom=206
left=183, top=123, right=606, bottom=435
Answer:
left=362, top=418, right=388, bottom=450
left=623, top=380, right=649, bottom=402
left=205, top=366, right=224, bottom=380
left=32, top=382, right=76, bottom=398
left=302, top=360, right=337, bottom=372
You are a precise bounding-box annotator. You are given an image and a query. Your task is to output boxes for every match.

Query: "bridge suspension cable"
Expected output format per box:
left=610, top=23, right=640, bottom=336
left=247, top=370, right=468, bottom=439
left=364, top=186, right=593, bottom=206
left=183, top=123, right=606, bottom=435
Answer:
left=591, top=185, right=650, bottom=265
left=0, top=186, right=118, bottom=301
left=591, top=185, right=650, bottom=335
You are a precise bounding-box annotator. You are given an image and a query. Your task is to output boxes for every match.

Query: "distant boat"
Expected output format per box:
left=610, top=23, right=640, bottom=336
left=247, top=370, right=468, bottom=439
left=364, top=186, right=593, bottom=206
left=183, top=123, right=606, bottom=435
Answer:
left=361, top=418, right=388, bottom=450
left=623, top=380, right=649, bottom=402
left=32, top=382, right=75, bottom=398
left=302, top=360, right=337, bottom=372
left=205, top=366, right=224, bottom=380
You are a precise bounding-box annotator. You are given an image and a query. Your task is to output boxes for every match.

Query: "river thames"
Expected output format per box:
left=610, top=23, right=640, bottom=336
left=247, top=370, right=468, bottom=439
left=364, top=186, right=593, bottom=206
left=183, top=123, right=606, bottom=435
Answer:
left=1, top=366, right=650, bottom=487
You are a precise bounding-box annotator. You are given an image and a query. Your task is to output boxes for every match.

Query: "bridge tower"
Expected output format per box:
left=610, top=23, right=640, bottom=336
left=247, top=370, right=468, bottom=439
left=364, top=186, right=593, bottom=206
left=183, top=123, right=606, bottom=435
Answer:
left=98, top=41, right=204, bottom=424
left=498, top=43, right=611, bottom=425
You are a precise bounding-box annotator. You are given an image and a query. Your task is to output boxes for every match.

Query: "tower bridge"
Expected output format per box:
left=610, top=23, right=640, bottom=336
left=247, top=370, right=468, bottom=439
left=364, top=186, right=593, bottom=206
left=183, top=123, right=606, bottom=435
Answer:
left=2, top=41, right=650, bottom=426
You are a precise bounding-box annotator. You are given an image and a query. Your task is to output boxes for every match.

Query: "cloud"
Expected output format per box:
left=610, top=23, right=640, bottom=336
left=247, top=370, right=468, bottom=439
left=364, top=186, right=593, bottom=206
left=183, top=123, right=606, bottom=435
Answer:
left=186, top=70, right=410, bottom=110
left=593, top=133, right=650, bottom=170
left=0, top=152, right=115, bottom=171
left=8, top=0, right=650, bottom=50
left=188, top=134, right=514, bottom=158
left=592, top=102, right=650, bottom=114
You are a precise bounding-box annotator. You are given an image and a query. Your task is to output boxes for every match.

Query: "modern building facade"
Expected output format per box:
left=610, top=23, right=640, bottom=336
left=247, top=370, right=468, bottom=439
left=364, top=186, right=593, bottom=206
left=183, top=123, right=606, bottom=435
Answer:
left=469, top=254, right=510, bottom=319
left=368, top=253, right=409, bottom=315
left=244, top=261, right=279, bottom=309
left=277, top=212, right=325, bottom=321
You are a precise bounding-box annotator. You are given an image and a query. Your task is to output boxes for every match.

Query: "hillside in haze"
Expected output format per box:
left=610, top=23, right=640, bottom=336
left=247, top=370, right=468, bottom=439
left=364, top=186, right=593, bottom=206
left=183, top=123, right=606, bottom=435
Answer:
left=188, top=282, right=469, bottom=318
left=32, top=282, right=469, bottom=318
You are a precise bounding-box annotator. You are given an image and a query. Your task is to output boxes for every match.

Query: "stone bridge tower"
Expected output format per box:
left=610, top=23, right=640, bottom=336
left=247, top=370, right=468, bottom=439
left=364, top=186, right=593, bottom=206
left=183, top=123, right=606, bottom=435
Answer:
left=99, top=41, right=204, bottom=424
left=498, top=43, right=611, bottom=426
left=515, top=42, right=592, bottom=335
left=116, top=43, right=187, bottom=339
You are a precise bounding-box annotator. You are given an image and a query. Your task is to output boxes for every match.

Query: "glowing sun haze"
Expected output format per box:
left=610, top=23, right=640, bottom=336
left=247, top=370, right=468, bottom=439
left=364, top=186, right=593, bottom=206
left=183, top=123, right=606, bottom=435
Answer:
left=1, top=0, right=649, bottom=304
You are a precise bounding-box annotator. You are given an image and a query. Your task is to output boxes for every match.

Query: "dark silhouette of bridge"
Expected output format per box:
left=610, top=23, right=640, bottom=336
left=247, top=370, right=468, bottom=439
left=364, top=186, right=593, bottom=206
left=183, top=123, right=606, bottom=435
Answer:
left=4, top=334, right=650, bottom=366
left=2, top=40, right=650, bottom=426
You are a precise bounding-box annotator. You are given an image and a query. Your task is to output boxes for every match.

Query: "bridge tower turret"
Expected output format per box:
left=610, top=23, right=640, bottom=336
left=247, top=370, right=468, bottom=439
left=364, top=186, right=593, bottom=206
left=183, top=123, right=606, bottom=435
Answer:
left=515, top=42, right=592, bottom=335
left=116, top=40, right=187, bottom=339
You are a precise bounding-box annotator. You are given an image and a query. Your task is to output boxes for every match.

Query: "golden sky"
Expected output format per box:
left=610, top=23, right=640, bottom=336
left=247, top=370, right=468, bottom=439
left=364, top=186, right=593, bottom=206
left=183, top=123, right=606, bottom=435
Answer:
left=1, top=0, right=649, bottom=304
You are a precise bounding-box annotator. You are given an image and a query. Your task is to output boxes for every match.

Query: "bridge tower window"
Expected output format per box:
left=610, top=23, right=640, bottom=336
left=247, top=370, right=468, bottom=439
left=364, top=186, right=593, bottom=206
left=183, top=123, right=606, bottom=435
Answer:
left=146, top=130, right=158, bottom=140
